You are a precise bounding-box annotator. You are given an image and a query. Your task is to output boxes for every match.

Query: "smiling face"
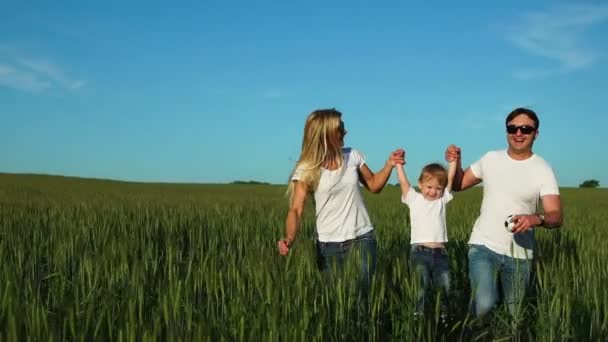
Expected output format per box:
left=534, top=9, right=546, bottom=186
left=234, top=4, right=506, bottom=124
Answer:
left=506, top=113, right=538, bottom=158
left=417, top=163, right=448, bottom=200
left=418, top=177, right=445, bottom=201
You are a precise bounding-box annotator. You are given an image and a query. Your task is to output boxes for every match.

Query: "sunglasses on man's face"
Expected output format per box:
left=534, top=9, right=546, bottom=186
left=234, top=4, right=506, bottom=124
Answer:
left=506, top=124, right=536, bottom=135
left=339, top=121, right=346, bottom=134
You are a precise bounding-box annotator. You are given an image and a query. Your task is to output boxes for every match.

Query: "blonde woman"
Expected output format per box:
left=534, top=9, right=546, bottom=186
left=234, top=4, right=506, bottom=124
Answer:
left=277, top=108, right=404, bottom=291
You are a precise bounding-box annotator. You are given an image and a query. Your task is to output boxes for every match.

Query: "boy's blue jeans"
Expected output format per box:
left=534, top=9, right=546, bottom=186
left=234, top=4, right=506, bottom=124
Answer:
left=315, top=230, right=377, bottom=293
left=410, top=244, right=451, bottom=315
left=468, top=244, right=531, bottom=318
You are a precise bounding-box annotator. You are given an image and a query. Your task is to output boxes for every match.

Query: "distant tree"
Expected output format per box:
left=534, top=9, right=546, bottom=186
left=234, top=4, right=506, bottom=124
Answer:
left=232, top=180, right=271, bottom=185
left=579, top=179, right=600, bottom=188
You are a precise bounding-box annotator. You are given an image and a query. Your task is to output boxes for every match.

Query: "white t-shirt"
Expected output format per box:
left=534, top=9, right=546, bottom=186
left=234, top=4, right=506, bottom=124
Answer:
left=292, top=148, right=374, bottom=242
left=469, top=150, right=560, bottom=259
left=402, top=187, right=453, bottom=244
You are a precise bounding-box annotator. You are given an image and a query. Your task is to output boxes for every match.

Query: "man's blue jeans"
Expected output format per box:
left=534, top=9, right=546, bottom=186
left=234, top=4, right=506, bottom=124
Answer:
left=315, top=230, right=377, bottom=294
left=468, top=244, right=531, bottom=318
left=410, top=245, right=451, bottom=315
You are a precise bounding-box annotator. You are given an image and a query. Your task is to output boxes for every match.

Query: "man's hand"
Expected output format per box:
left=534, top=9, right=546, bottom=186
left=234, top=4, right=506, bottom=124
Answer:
left=510, top=214, right=543, bottom=234
left=445, top=144, right=461, bottom=163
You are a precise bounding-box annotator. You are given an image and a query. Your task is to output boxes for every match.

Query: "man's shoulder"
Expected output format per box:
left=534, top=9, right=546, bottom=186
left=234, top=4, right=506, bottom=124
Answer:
left=530, top=154, right=554, bottom=170
left=478, top=150, right=506, bottom=162
left=488, top=149, right=506, bottom=157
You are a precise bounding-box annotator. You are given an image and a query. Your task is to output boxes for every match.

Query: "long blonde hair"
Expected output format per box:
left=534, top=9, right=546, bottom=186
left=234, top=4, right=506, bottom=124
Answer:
left=287, top=109, right=345, bottom=200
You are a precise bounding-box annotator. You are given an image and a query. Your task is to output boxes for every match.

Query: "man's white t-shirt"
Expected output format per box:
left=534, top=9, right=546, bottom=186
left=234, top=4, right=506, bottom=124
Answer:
left=292, top=148, right=373, bottom=242
left=469, top=150, right=559, bottom=259
left=402, top=187, right=453, bottom=244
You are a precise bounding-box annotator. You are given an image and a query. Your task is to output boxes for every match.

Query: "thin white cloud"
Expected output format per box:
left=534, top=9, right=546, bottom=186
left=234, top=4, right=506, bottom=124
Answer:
left=17, top=59, right=85, bottom=89
left=0, top=63, right=52, bottom=91
left=506, top=4, right=608, bottom=79
left=0, top=52, right=85, bottom=92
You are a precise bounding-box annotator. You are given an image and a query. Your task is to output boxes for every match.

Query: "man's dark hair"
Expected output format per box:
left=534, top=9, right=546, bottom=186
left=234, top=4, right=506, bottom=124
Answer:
left=506, top=107, right=539, bottom=130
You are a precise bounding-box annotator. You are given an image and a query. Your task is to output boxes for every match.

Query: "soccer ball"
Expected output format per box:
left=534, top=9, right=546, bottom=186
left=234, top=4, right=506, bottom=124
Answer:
left=504, top=215, right=515, bottom=232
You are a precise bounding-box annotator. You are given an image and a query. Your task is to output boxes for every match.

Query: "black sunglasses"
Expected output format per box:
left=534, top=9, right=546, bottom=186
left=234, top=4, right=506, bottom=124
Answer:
left=339, top=121, right=346, bottom=134
left=506, top=124, right=536, bottom=135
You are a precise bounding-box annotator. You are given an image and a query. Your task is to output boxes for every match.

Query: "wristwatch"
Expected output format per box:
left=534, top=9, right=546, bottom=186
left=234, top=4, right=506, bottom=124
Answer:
left=537, top=214, right=545, bottom=226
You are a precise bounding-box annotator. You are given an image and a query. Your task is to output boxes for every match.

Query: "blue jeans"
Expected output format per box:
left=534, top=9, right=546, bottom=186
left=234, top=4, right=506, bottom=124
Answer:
left=315, top=230, right=377, bottom=293
left=468, top=244, right=531, bottom=318
left=410, top=245, right=451, bottom=315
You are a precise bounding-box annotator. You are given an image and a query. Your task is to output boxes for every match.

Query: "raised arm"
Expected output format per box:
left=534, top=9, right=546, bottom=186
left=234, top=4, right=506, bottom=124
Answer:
left=358, top=149, right=405, bottom=193
left=278, top=180, right=309, bottom=255
left=445, top=158, right=457, bottom=193
left=445, top=144, right=481, bottom=191
left=395, top=158, right=411, bottom=197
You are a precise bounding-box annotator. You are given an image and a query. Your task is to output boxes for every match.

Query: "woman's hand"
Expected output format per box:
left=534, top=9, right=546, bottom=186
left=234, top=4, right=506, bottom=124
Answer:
left=277, top=238, right=291, bottom=256
left=388, top=148, right=405, bottom=167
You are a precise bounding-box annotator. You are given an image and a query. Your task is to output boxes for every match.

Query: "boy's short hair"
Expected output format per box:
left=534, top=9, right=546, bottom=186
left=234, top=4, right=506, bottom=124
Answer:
left=418, top=163, right=448, bottom=187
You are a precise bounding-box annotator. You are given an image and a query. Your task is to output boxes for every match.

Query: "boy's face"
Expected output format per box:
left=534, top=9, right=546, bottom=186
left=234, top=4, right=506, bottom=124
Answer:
left=419, top=178, right=444, bottom=200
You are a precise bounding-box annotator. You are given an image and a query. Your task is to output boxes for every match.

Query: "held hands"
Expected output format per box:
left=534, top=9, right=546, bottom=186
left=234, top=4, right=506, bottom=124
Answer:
left=509, top=215, right=543, bottom=234
left=445, top=144, right=461, bottom=163
left=388, top=148, right=406, bottom=167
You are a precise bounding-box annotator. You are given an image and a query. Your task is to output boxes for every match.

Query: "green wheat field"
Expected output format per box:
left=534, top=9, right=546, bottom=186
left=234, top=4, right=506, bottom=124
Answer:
left=0, top=173, right=606, bottom=341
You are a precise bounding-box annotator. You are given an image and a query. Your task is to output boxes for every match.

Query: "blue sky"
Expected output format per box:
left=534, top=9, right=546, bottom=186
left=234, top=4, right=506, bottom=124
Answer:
left=1, top=1, right=607, bottom=187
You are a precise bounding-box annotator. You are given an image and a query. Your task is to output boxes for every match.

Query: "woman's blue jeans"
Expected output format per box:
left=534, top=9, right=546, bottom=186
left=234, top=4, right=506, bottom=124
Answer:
left=468, top=244, right=531, bottom=318
left=315, top=230, right=377, bottom=294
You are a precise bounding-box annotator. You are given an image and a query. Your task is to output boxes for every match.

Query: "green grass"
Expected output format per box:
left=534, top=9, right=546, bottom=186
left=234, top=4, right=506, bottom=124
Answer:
left=0, top=173, right=606, bottom=341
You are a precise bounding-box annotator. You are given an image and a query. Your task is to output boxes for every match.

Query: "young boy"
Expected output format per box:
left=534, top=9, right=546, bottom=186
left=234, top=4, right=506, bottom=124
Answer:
left=396, top=150, right=456, bottom=324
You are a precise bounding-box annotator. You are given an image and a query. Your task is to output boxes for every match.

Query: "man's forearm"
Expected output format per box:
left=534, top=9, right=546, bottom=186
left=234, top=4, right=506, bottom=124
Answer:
left=452, top=165, right=465, bottom=191
left=541, top=211, right=562, bottom=229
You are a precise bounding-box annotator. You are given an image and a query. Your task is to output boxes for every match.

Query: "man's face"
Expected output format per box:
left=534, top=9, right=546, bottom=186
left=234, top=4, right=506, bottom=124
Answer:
left=506, top=114, right=538, bottom=154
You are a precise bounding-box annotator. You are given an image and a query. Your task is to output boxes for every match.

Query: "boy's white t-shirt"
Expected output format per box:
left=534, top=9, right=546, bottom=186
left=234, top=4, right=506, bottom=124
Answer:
left=291, top=148, right=373, bottom=242
left=469, top=150, right=560, bottom=259
left=402, top=187, right=453, bottom=244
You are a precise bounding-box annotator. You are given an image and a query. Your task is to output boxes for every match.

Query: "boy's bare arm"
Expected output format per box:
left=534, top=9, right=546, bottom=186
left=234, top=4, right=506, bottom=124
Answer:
left=446, top=159, right=457, bottom=193
left=396, top=163, right=411, bottom=196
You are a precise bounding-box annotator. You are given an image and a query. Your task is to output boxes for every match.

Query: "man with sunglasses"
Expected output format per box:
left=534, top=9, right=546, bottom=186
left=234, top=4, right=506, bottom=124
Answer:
left=445, top=107, right=562, bottom=320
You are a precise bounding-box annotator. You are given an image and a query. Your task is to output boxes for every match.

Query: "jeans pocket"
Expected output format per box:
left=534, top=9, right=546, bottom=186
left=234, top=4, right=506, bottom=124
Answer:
left=468, top=244, right=485, bottom=257
left=410, top=249, right=426, bottom=266
left=410, top=245, right=424, bottom=255
left=316, top=240, right=325, bottom=254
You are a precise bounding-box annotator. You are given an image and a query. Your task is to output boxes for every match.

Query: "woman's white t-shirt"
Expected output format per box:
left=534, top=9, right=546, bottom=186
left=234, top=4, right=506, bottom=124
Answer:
left=292, top=148, right=374, bottom=242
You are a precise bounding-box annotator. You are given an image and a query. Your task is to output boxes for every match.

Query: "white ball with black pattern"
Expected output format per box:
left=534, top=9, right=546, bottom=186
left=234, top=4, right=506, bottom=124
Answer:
left=504, top=215, right=516, bottom=232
